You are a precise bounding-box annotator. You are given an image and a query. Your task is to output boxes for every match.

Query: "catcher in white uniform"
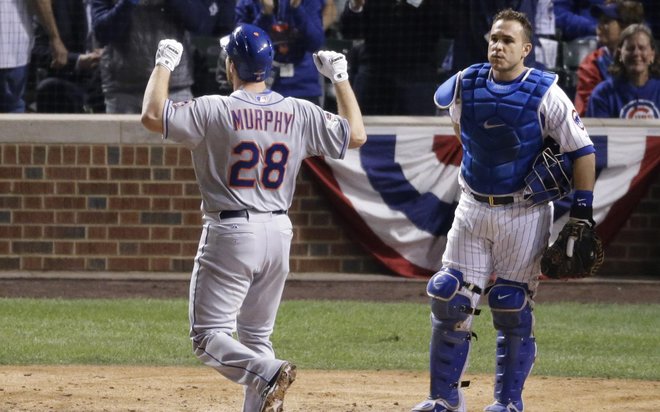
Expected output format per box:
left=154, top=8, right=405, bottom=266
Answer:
left=412, top=9, right=597, bottom=412
left=141, top=24, right=366, bottom=412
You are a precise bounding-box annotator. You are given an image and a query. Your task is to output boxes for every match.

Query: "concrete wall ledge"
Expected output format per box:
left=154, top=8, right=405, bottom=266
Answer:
left=0, top=271, right=658, bottom=285
left=0, top=270, right=417, bottom=283
left=0, top=114, right=160, bottom=145
left=3, top=114, right=660, bottom=144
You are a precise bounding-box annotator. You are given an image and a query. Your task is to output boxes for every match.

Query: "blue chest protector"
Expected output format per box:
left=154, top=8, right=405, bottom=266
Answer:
left=459, top=63, right=557, bottom=194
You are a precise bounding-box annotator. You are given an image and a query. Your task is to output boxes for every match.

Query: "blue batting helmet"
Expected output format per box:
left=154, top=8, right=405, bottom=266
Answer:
left=224, top=24, right=273, bottom=82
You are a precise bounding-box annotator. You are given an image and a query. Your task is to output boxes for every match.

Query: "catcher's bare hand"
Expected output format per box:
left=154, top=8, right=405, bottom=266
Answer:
left=541, top=220, right=604, bottom=279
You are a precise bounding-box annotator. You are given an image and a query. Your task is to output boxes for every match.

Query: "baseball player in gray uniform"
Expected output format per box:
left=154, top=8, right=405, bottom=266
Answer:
left=412, top=9, right=596, bottom=412
left=141, top=24, right=366, bottom=412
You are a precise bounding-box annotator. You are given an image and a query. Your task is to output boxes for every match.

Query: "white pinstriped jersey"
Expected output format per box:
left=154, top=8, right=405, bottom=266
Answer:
left=164, top=89, right=349, bottom=213
left=442, top=67, right=594, bottom=287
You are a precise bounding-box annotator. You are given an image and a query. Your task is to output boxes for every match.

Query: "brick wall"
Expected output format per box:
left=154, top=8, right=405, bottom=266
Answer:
left=599, top=172, right=660, bottom=277
left=0, top=142, right=386, bottom=274
left=0, top=115, right=658, bottom=277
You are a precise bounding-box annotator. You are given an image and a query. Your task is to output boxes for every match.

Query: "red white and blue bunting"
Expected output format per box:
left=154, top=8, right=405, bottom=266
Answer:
left=305, top=119, right=660, bottom=278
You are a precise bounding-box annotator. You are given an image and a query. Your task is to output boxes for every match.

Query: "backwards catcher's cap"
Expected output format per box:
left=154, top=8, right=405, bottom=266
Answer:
left=223, top=24, right=274, bottom=82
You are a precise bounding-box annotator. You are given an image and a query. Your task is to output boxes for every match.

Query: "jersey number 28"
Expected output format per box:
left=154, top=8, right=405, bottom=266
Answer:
left=229, top=141, right=289, bottom=190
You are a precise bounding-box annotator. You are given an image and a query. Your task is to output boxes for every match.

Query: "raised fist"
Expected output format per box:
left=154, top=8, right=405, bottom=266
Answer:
left=155, top=39, right=183, bottom=72
left=313, top=51, right=348, bottom=84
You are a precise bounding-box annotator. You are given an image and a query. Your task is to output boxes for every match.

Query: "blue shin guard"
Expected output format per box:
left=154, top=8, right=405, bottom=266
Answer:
left=428, top=316, right=471, bottom=408
left=416, top=268, right=481, bottom=411
left=485, top=332, right=536, bottom=412
left=486, top=279, right=537, bottom=412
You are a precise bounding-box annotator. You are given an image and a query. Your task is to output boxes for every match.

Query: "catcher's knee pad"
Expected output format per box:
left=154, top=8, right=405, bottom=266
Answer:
left=427, top=267, right=481, bottom=330
left=426, top=268, right=481, bottom=407
left=428, top=316, right=471, bottom=408
left=487, top=279, right=533, bottom=337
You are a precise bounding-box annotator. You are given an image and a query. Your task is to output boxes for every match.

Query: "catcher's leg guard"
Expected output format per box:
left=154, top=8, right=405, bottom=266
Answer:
left=413, top=268, right=481, bottom=412
left=485, top=279, right=536, bottom=412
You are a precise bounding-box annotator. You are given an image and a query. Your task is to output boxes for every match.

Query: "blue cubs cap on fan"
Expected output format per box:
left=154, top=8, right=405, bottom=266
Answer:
left=223, top=24, right=274, bottom=82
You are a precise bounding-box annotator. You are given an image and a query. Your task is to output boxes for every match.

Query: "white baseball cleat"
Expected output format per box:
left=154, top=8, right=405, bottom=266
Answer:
left=411, top=396, right=465, bottom=412
left=484, top=400, right=523, bottom=412
left=261, top=362, right=297, bottom=412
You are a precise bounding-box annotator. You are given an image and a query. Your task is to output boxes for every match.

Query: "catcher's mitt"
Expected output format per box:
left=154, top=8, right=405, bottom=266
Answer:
left=541, top=220, right=604, bottom=279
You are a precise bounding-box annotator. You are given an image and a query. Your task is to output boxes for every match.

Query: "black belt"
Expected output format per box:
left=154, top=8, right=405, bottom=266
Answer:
left=471, top=193, right=515, bottom=206
left=218, top=210, right=287, bottom=219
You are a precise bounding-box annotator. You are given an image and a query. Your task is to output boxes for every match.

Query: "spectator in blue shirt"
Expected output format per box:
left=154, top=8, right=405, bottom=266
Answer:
left=235, top=0, right=327, bottom=104
left=587, top=24, right=660, bottom=118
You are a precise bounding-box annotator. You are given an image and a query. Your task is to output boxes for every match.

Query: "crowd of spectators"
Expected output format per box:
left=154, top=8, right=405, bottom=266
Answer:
left=573, top=0, right=645, bottom=115
left=1, top=0, right=659, bottom=118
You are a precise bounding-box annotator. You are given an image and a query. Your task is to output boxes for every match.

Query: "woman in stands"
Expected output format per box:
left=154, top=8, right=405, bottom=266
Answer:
left=586, top=24, right=660, bottom=118
left=574, top=0, right=645, bottom=116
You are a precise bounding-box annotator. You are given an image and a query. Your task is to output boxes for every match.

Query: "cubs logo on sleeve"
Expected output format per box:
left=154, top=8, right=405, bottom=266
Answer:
left=572, top=109, right=585, bottom=130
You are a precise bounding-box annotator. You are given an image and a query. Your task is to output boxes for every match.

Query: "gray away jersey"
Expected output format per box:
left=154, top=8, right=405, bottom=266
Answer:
left=163, top=89, right=350, bottom=213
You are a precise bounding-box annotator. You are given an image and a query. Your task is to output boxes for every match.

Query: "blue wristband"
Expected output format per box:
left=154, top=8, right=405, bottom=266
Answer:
left=570, top=190, right=593, bottom=221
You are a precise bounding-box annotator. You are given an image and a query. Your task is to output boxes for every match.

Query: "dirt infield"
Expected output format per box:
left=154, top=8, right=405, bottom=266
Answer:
left=2, top=366, right=659, bottom=412
left=2, top=276, right=659, bottom=411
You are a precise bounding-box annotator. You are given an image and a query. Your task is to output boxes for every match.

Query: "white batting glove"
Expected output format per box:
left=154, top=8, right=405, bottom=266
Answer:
left=313, top=51, right=348, bottom=84
left=155, top=39, right=183, bottom=72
